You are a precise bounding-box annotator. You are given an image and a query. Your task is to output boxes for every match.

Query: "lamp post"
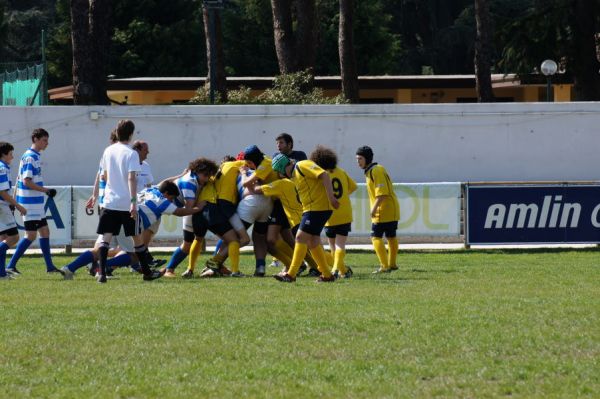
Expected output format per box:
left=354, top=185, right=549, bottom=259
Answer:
left=203, top=0, right=225, bottom=104
left=540, top=59, right=558, bottom=102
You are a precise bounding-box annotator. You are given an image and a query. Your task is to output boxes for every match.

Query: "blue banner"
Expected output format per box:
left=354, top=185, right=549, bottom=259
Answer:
left=467, top=185, right=600, bottom=244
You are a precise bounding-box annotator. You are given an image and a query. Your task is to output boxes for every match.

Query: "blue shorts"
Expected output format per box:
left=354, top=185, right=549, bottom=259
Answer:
left=202, top=203, right=232, bottom=237
left=268, top=201, right=291, bottom=229
left=325, top=223, right=351, bottom=238
left=299, top=210, right=332, bottom=236
left=371, top=221, right=398, bottom=238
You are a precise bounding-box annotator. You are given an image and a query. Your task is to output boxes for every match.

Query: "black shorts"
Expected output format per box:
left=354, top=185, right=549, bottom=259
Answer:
left=217, top=199, right=237, bottom=219
left=253, top=221, right=268, bottom=235
left=291, top=224, right=299, bottom=236
left=24, top=218, right=48, bottom=231
left=324, top=223, right=351, bottom=238
left=371, top=221, right=398, bottom=238
left=268, top=201, right=290, bottom=229
left=202, top=203, right=233, bottom=237
left=299, top=210, right=332, bottom=236
left=0, top=227, right=19, bottom=236
left=97, top=208, right=136, bottom=236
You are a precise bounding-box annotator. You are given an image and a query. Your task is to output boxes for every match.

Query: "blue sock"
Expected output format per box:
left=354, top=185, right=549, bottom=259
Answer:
left=256, top=258, right=266, bottom=268
left=7, top=238, right=32, bottom=270
left=39, top=237, right=55, bottom=271
left=0, top=242, right=8, bottom=276
left=107, top=253, right=132, bottom=268
left=166, top=247, right=187, bottom=270
left=214, top=239, right=223, bottom=256
left=67, top=250, right=95, bottom=273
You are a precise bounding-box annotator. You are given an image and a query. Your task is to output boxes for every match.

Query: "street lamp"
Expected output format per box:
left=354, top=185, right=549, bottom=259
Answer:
left=540, top=59, right=558, bottom=102
left=203, top=0, right=225, bottom=104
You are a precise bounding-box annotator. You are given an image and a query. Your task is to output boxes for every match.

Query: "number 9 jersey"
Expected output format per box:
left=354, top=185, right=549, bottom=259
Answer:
left=325, top=167, right=357, bottom=227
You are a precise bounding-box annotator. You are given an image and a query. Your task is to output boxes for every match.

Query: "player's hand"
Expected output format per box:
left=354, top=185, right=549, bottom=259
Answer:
left=330, top=196, right=340, bottom=209
left=130, top=204, right=138, bottom=220
left=85, top=196, right=97, bottom=209
left=370, top=207, right=377, bottom=218
left=16, top=204, right=27, bottom=216
left=46, top=188, right=57, bottom=198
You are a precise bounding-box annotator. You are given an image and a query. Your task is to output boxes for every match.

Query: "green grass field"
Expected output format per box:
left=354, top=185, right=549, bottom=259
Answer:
left=0, top=249, right=598, bottom=398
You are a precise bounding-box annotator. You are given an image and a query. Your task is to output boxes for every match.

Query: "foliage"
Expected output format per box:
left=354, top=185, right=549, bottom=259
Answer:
left=189, top=69, right=347, bottom=104
left=1, top=249, right=599, bottom=397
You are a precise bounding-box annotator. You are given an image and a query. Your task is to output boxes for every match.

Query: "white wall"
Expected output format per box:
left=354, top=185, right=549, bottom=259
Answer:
left=0, top=102, right=599, bottom=185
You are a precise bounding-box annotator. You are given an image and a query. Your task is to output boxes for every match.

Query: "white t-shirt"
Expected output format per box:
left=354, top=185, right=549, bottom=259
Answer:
left=100, top=142, right=141, bottom=211
left=137, top=161, right=154, bottom=193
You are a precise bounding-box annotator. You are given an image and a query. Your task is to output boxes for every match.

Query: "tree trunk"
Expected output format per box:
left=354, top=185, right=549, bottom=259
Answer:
left=70, top=0, right=111, bottom=105
left=474, top=0, right=494, bottom=102
left=202, top=6, right=228, bottom=102
left=294, top=0, right=317, bottom=72
left=270, top=0, right=297, bottom=74
left=339, top=0, right=359, bottom=103
left=570, top=0, right=600, bottom=100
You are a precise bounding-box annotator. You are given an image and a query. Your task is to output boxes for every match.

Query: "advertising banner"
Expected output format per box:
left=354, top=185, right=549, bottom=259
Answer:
left=13, top=186, right=72, bottom=246
left=351, top=183, right=461, bottom=237
left=467, top=185, right=600, bottom=244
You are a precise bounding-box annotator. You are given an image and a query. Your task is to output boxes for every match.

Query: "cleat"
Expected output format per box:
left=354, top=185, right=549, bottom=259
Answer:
left=389, top=265, right=399, bottom=271
left=316, top=275, right=336, bottom=283
left=297, top=263, right=307, bottom=276
left=61, top=266, right=74, bottom=280
left=230, top=271, right=245, bottom=277
left=274, top=273, right=296, bottom=283
left=163, top=270, right=177, bottom=278
left=307, top=268, right=320, bottom=277
left=96, top=273, right=107, bottom=283
left=130, top=265, right=142, bottom=273
left=200, top=266, right=222, bottom=278
left=88, top=261, right=98, bottom=276
left=254, top=265, right=266, bottom=277
left=372, top=267, right=391, bottom=274
left=341, top=267, right=353, bottom=279
left=47, top=267, right=65, bottom=276
left=269, top=259, right=282, bottom=268
left=219, top=265, right=231, bottom=276
left=181, top=269, right=194, bottom=279
left=149, top=259, right=167, bottom=268
left=0, top=274, right=15, bottom=280
left=143, top=270, right=163, bottom=281
left=332, top=270, right=339, bottom=279
left=6, top=267, right=21, bottom=276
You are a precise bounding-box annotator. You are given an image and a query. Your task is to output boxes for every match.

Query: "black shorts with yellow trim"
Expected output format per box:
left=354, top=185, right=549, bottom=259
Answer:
left=299, top=210, right=332, bottom=236
left=202, top=202, right=233, bottom=237
left=371, top=221, right=398, bottom=238
left=324, top=223, right=351, bottom=238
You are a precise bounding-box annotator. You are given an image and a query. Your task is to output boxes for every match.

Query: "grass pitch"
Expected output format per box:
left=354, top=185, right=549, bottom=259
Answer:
left=0, top=249, right=598, bottom=398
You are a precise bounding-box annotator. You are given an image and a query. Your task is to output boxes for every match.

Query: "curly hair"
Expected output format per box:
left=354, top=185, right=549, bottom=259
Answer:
left=309, top=145, right=337, bottom=170
left=188, top=157, right=218, bottom=176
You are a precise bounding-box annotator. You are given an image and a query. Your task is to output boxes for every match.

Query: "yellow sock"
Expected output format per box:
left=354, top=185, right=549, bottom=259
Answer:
left=288, top=242, right=308, bottom=277
left=187, top=238, right=202, bottom=271
left=309, top=245, right=332, bottom=278
left=325, top=250, right=334, bottom=268
left=329, top=246, right=337, bottom=272
left=372, top=237, right=389, bottom=270
left=228, top=241, right=240, bottom=273
left=387, top=237, right=398, bottom=268
left=305, top=252, right=318, bottom=270
left=334, top=248, right=347, bottom=274
left=273, top=240, right=293, bottom=267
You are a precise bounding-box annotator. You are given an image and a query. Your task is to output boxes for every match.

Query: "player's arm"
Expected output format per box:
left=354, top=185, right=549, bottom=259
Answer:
left=248, top=184, right=264, bottom=195
left=128, top=171, right=138, bottom=219
left=318, top=171, right=339, bottom=209
left=242, top=173, right=261, bottom=188
left=23, top=177, right=56, bottom=197
left=158, top=169, right=187, bottom=186
left=86, top=172, right=101, bottom=209
left=371, top=195, right=387, bottom=218
left=347, top=175, right=358, bottom=195
left=0, top=190, right=26, bottom=215
left=173, top=204, right=204, bottom=216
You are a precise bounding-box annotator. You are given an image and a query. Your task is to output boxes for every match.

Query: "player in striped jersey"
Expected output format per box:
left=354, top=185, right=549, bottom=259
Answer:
left=311, top=146, right=357, bottom=279
left=0, top=142, right=27, bottom=280
left=356, top=146, right=400, bottom=273
left=62, top=181, right=201, bottom=279
left=271, top=149, right=340, bottom=283
left=162, top=158, right=219, bottom=277
left=6, top=129, right=63, bottom=276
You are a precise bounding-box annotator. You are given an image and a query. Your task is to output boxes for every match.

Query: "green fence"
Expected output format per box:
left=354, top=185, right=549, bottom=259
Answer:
left=0, top=63, right=47, bottom=106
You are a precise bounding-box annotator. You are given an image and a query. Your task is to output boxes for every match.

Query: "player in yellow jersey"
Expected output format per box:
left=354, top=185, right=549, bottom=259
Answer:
left=311, top=146, right=357, bottom=279
left=356, top=146, right=400, bottom=273
left=271, top=149, right=340, bottom=283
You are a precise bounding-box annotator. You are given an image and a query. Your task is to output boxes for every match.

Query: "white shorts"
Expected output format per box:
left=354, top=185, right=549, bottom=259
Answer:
left=147, top=218, right=161, bottom=234
left=0, top=204, right=17, bottom=233
left=236, top=195, right=273, bottom=225
left=229, top=213, right=245, bottom=231
left=183, top=214, right=193, bottom=233
left=95, top=231, right=135, bottom=253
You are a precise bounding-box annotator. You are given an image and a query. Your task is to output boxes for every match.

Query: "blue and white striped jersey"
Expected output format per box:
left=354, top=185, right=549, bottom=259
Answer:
left=16, top=148, right=45, bottom=220
left=174, top=171, right=199, bottom=208
left=0, top=160, right=12, bottom=202
left=137, top=187, right=177, bottom=230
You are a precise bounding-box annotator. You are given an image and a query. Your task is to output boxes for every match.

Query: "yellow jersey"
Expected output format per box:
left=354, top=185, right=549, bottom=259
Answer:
left=198, top=177, right=217, bottom=204
left=364, top=163, right=399, bottom=223
left=326, top=167, right=357, bottom=226
left=261, top=178, right=303, bottom=227
left=253, top=156, right=278, bottom=184
left=291, top=160, right=331, bottom=212
left=214, top=160, right=245, bottom=204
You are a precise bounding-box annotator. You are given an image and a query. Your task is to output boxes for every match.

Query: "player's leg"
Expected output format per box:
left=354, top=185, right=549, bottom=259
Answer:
left=371, top=223, right=390, bottom=273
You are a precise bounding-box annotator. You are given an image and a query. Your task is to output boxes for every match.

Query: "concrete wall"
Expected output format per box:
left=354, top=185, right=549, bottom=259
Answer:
left=0, top=102, right=598, bottom=185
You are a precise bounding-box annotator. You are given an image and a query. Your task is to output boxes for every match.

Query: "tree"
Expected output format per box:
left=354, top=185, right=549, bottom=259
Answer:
left=202, top=4, right=227, bottom=102
left=70, top=0, right=111, bottom=105
left=338, top=0, right=359, bottom=103
left=270, top=0, right=298, bottom=74
left=474, top=0, right=494, bottom=102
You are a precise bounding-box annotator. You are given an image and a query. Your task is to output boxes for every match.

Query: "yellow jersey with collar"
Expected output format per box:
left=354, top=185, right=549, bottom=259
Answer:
left=214, top=160, right=245, bottom=204
left=364, top=163, right=399, bottom=223
left=260, top=178, right=303, bottom=227
left=326, top=167, right=357, bottom=226
left=291, top=160, right=331, bottom=213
